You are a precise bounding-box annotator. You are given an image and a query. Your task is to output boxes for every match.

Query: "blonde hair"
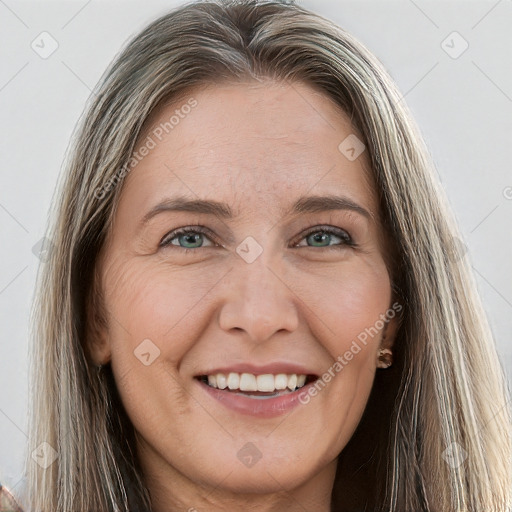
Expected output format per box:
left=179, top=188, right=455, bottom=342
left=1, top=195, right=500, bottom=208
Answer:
left=23, top=1, right=512, bottom=511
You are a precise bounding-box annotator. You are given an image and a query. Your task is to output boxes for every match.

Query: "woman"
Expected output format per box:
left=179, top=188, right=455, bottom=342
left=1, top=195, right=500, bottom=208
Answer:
left=18, top=0, right=512, bottom=511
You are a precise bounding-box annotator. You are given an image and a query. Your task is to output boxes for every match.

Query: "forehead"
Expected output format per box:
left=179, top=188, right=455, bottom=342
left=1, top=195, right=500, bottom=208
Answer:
left=123, top=80, right=378, bottom=221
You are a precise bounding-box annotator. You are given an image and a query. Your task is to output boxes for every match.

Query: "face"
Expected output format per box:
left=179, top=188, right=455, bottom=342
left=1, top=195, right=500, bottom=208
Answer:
left=91, top=80, right=400, bottom=510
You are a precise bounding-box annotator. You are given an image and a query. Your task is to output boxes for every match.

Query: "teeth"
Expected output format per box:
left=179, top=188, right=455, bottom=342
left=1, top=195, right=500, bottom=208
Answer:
left=202, top=372, right=310, bottom=392
left=287, top=374, right=297, bottom=391
left=216, top=374, right=227, bottom=389
left=275, top=374, right=288, bottom=390
left=240, top=373, right=258, bottom=391
left=256, top=374, right=275, bottom=392
left=227, top=372, right=240, bottom=390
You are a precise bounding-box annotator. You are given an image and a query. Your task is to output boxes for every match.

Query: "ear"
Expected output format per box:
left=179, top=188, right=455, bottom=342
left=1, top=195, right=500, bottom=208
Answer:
left=85, top=269, right=111, bottom=366
left=380, top=301, right=403, bottom=351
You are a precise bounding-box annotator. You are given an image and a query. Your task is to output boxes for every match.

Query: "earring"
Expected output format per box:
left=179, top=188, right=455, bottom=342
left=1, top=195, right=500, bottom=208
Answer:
left=377, top=348, right=393, bottom=369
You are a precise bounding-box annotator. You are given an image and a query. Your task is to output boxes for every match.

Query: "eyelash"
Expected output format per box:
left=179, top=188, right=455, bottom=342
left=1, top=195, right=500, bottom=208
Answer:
left=159, top=224, right=357, bottom=252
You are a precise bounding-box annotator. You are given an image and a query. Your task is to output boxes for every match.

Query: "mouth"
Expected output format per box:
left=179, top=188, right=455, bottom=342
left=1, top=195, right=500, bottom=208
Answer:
left=195, top=372, right=319, bottom=399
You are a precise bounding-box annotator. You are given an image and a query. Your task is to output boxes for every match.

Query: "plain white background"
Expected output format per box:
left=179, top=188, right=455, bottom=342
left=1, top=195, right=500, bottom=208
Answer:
left=1, top=0, right=511, bottom=496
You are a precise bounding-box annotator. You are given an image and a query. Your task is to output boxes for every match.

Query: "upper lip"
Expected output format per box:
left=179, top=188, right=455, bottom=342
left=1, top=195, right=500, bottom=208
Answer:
left=195, top=362, right=319, bottom=377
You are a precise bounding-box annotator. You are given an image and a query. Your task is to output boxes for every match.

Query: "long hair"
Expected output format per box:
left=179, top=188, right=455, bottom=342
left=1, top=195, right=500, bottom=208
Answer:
left=22, top=1, right=512, bottom=510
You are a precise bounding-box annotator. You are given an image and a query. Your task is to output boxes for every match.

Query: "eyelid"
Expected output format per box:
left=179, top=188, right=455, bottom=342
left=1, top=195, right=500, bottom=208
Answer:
left=159, top=223, right=356, bottom=250
left=291, top=224, right=355, bottom=248
left=159, top=225, right=219, bottom=248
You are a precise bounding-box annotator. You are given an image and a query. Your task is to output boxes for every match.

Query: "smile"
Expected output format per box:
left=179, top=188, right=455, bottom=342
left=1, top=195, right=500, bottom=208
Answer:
left=195, top=371, right=319, bottom=417
left=199, top=371, right=314, bottom=393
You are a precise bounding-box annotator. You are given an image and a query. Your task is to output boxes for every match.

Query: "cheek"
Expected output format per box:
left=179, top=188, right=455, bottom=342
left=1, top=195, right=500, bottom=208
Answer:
left=296, top=254, right=392, bottom=352
left=104, top=249, right=391, bottom=370
left=296, top=256, right=391, bottom=414
left=102, top=260, right=217, bottom=439
left=103, top=258, right=225, bottom=364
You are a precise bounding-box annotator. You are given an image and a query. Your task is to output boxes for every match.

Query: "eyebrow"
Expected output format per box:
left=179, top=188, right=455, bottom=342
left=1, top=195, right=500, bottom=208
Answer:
left=140, top=194, right=373, bottom=225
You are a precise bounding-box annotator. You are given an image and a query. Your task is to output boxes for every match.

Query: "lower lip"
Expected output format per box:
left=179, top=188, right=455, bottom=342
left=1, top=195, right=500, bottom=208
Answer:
left=196, top=379, right=316, bottom=418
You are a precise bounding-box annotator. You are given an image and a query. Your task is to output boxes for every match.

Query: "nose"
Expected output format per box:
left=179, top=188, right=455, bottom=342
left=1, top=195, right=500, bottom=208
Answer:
left=217, top=254, right=299, bottom=343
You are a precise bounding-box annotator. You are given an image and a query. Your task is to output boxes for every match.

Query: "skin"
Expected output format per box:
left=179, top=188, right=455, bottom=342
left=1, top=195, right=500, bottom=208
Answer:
left=89, top=80, right=400, bottom=512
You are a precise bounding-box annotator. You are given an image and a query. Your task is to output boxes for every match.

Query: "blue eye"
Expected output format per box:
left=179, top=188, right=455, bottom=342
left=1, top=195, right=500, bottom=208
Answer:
left=295, top=226, right=355, bottom=250
left=159, top=225, right=356, bottom=251
left=160, top=227, right=215, bottom=250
